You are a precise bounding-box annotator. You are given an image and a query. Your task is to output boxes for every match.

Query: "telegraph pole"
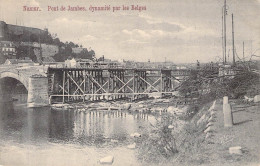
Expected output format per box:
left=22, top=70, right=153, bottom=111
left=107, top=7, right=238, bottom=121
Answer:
left=243, top=41, right=244, bottom=61
left=222, top=15, right=224, bottom=64
left=223, top=0, right=227, bottom=64
left=232, top=13, right=235, bottom=66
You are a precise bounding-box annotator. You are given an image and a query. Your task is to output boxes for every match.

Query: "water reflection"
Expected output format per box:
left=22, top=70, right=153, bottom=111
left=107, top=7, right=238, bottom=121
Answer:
left=0, top=100, right=156, bottom=147
left=0, top=95, right=159, bottom=165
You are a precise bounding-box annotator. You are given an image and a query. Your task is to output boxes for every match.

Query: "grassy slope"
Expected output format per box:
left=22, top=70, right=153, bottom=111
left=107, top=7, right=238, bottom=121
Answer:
left=173, top=99, right=260, bottom=166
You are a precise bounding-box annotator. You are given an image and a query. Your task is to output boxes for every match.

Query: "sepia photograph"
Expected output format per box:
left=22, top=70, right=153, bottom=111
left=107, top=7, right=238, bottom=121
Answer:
left=0, top=0, right=259, bottom=165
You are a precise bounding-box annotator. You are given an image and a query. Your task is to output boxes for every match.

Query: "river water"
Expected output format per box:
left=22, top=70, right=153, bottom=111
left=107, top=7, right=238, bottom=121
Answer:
left=0, top=95, right=158, bottom=166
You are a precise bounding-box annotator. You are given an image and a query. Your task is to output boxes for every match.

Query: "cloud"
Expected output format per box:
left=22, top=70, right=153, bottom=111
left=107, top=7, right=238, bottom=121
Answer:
left=122, top=39, right=148, bottom=44
left=139, top=13, right=187, bottom=30
left=81, top=35, right=98, bottom=41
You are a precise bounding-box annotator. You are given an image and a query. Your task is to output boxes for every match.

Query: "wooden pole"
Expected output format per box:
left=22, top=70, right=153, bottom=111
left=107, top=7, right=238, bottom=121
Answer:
left=67, top=71, right=70, bottom=102
left=62, top=70, right=65, bottom=103
left=243, top=41, right=245, bottom=61
left=161, top=71, right=163, bottom=93
left=232, top=13, right=236, bottom=66
left=224, top=0, right=227, bottom=63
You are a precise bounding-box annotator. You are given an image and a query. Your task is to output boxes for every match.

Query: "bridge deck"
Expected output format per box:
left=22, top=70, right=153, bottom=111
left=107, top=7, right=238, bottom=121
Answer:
left=47, top=67, right=193, bottom=103
left=48, top=67, right=193, bottom=72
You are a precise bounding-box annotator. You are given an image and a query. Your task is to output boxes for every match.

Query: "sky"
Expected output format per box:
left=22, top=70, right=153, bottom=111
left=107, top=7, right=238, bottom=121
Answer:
left=0, top=0, right=259, bottom=63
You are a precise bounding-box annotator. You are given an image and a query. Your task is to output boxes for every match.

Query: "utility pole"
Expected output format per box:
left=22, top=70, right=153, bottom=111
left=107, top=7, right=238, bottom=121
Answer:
left=243, top=41, right=244, bottom=61
left=39, top=35, right=43, bottom=64
left=223, top=0, right=227, bottom=64
left=232, top=13, right=235, bottom=66
left=222, top=15, right=224, bottom=64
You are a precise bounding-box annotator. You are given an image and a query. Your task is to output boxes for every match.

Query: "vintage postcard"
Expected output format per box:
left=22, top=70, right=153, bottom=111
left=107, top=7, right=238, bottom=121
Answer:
left=0, top=0, right=259, bottom=166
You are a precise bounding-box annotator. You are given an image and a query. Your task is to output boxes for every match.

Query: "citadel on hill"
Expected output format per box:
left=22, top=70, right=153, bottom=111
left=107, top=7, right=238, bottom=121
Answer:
left=0, top=20, right=182, bottom=69
left=0, top=21, right=96, bottom=64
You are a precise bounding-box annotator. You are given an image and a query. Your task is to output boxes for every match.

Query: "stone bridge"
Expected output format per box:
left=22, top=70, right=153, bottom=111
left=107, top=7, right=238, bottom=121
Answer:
left=0, top=64, right=49, bottom=107
left=0, top=64, right=194, bottom=107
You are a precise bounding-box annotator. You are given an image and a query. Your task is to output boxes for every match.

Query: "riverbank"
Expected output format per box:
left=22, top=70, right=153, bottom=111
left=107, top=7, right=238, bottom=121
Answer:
left=169, top=99, right=260, bottom=166
left=132, top=98, right=260, bottom=166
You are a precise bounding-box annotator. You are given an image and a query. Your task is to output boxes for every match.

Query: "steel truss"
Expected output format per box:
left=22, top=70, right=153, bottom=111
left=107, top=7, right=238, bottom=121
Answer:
left=48, top=68, right=190, bottom=103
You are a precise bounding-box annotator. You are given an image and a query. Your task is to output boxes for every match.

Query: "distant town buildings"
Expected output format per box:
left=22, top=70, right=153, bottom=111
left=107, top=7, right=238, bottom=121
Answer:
left=65, top=58, right=79, bottom=68
left=0, top=20, right=95, bottom=64
left=4, top=58, right=34, bottom=65
left=0, top=41, right=17, bottom=58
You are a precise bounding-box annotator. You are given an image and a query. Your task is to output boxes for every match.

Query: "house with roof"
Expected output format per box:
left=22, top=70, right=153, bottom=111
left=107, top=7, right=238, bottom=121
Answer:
left=0, top=41, right=17, bottom=58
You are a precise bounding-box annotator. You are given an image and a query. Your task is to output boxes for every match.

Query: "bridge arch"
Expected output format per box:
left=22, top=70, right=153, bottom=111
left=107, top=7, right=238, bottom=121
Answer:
left=0, top=71, right=29, bottom=90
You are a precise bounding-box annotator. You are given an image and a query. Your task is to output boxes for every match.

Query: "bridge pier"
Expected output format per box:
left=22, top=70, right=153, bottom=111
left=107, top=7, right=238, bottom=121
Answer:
left=27, top=76, right=49, bottom=107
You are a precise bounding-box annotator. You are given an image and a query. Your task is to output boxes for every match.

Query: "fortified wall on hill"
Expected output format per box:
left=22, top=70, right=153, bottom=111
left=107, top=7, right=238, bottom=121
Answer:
left=0, top=21, right=45, bottom=41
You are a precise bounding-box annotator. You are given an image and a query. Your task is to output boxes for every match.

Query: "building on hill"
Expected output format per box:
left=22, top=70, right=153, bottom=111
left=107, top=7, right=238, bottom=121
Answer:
left=0, top=41, right=17, bottom=58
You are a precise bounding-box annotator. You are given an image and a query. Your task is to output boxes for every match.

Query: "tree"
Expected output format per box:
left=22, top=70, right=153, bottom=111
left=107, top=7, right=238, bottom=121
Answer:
left=68, top=42, right=75, bottom=48
left=53, top=38, right=61, bottom=46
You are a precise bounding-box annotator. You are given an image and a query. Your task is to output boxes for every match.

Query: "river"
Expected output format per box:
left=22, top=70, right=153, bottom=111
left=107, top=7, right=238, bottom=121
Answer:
left=0, top=95, right=158, bottom=166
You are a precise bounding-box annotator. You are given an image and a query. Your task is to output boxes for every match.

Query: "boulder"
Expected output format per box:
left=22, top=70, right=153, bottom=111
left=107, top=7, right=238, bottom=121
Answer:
left=149, top=92, right=162, bottom=99
left=119, top=103, right=131, bottom=110
left=162, top=99, right=170, bottom=103
left=175, top=108, right=185, bottom=115
left=229, top=146, right=243, bottom=155
left=167, top=106, right=185, bottom=115
left=167, top=106, right=175, bottom=113
left=130, top=132, right=141, bottom=138
left=125, top=103, right=132, bottom=110
left=244, top=96, right=254, bottom=103
left=254, top=95, right=260, bottom=103
left=127, top=143, right=136, bottom=149
left=99, top=156, right=114, bottom=165
left=138, top=104, right=144, bottom=108
left=168, top=125, right=174, bottom=129
left=111, top=139, right=118, bottom=143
